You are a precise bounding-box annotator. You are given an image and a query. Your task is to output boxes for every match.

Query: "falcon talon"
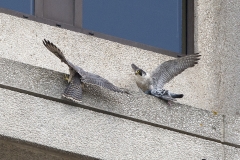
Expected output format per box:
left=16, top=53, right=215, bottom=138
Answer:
left=119, top=88, right=132, bottom=95
left=81, top=83, right=85, bottom=89
left=43, top=39, right=128, bottom=103
left=131, top=53, right=201, bottom=103
left=64, top=74, right=70, bottom=82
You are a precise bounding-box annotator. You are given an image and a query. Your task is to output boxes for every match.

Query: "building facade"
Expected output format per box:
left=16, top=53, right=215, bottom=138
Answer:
left=0, top=0, right=239, bottom=159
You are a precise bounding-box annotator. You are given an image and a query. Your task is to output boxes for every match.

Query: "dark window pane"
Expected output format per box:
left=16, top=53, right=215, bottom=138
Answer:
left=83, top=0, right=183, bottom=54
left=0, top=0, right=34, bottom=15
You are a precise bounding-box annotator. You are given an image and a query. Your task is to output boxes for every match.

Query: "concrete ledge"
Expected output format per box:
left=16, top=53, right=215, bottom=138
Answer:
left=0, top=87, right=224, bottom=159
left=224, top=145, right=240, bottom=160
left=224, top=115, right=240, bottom=146
left=0, top=57, right=223, bottom=141
left=0, top=136, right=97, bottom=160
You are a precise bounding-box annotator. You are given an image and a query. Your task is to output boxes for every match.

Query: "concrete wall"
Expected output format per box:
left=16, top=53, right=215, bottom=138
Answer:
left=195, top=0, right=240, bottom=115
left=0, top=0, right=240, bottom=159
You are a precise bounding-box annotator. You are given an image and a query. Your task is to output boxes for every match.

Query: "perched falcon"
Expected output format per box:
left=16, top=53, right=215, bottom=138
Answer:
left=43, top=39, right=127, bottom=103
left=131, top=53, right=201, bottom=103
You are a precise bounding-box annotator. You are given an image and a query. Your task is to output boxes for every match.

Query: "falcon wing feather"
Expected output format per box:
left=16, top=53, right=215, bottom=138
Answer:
left=81, top=72, right=125, bottom=93
left=43, top=39, right=125, bottom=93
left=43, top=39, right=87, bottom=76
left=151, top=53, right=201, bottom=89
left=43, top=39, right=68, bottom=64
left=71, top=65, right=124, bottom=93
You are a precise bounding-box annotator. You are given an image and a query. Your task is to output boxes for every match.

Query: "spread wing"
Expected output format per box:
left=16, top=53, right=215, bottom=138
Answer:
left=151, top=53, right=201, bottom=89
left=43, top=39, right=126, bottom=93
left=43, top=39, right=89, bottom=76
left=74, top=65, right=126, bottom=93
left=43, top=39, right=68, bottom=65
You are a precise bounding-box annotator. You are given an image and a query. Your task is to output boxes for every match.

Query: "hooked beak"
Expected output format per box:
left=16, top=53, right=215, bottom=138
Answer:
left=132, top=64, right=140, bottom=75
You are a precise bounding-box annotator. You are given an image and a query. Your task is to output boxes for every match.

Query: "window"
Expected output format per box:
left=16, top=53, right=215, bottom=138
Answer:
left=83, top=0, right=183, bottom=54
left=0, top=0, right=34, bottom=15
left=0, top=0, right=193, bottom=56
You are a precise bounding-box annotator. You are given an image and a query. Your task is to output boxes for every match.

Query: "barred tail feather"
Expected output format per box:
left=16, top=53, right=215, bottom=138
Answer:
left=62, top=74, right=82, bottom=103
left=63, top=82, right=82, bottom=103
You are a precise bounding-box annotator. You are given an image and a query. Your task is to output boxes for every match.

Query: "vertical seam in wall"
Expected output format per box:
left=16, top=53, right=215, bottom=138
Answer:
left=216, top=2, right=226, bottom=148
left=222, top=115, right=226, bottom=142
left=214, top=0, right=225, bottom=113
left=222, top=114, right=226, bottom=160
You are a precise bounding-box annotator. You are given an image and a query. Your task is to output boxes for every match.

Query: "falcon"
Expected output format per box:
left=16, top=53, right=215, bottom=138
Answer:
left=131, top=53, right=201, bottom=103
left=43, top=39, right=127, bottom=103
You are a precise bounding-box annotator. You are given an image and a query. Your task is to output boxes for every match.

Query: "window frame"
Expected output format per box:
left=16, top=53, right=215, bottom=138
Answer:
left=0, top=0, right=194, bottom=57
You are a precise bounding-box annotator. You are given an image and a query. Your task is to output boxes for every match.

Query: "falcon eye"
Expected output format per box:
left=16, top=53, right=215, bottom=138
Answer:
left=135, top=70, right=139, bottom=75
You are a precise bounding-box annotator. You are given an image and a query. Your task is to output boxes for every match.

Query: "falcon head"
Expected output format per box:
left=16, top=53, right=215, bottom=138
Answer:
left=135, top=69, right=146, bottom=76
left=131, top=64, right=146, bottom=76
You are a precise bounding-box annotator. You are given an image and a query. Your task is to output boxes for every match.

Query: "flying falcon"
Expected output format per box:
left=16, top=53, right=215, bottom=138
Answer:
left=131, top=53, right=201, bottom=103
left=43, top=39, right=127, bottom=103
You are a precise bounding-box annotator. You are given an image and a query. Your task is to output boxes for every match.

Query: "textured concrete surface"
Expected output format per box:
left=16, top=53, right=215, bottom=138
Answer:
left=224, top=115, right=240, bottom=146
left=216, top=1, right=240, bottom=115
left=194, top=0, right=240, bottom=146
left=0, top=88, right=224, bottom=159
left=195, top=0, right=240, bottom=115
left=0, top=136, right=96, bottom=160
left=224, top=145, right=240, bottom=160
left=0, top=57, right=223, bottom=140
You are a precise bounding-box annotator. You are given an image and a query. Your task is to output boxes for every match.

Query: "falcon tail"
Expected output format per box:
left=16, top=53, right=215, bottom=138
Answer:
left=62, top=74, right=82, bottom=103
left=170, top=93, right=184, bottom=98
left=150, top=89, right=183, bottom=101
left=63, top=84, right=82, bottom=103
